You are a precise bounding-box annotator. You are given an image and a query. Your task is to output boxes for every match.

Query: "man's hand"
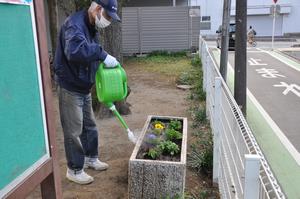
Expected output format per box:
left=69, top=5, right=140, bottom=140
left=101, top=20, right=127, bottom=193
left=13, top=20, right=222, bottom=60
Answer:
left=103, top=54, right=119, bottom=68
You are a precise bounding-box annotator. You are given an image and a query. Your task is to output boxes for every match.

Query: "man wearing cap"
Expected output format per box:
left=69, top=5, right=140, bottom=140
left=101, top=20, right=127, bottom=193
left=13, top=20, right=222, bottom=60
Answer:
left=54, top=0, right=121, bottom=185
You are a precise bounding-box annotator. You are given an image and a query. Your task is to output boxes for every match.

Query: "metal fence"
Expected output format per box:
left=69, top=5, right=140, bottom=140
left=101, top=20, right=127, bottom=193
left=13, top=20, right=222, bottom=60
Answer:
left=199, top=37, right=285, bottom=199
left=122, top=6, right=200, bottom=55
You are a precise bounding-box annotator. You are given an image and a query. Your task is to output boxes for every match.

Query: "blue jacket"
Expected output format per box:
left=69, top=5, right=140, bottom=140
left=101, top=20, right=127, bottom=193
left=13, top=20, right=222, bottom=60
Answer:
left=54, top=10, right=107, bottom=94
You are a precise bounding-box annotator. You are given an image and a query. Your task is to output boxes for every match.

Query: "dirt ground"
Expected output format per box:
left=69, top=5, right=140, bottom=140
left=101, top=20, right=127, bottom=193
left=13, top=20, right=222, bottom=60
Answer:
left=28, top=60, right=210, bottom=199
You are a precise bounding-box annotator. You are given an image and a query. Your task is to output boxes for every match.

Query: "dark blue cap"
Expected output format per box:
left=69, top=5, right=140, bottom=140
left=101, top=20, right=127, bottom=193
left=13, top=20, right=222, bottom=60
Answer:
left=95, top=0, right=121, bottom=22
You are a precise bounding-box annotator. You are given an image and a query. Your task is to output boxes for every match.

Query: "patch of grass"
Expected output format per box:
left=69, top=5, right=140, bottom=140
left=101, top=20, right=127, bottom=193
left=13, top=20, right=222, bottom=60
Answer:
left=175, top=54, right=206, bottom=100
left=124, top=51, right=192, bottom=79
left=176, top=68, right=198, bottom=85
left=148, top=50, right=187, bottom=57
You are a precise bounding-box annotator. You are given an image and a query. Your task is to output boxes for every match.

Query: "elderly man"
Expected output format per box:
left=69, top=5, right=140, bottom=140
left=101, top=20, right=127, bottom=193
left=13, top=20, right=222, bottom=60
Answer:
left=54, top=0, right=120, bottom=184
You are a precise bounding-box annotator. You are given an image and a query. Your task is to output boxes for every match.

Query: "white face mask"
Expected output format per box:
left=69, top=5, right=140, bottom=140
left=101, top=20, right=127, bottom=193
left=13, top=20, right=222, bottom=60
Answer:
left=95, top=10, right=111, bottom=29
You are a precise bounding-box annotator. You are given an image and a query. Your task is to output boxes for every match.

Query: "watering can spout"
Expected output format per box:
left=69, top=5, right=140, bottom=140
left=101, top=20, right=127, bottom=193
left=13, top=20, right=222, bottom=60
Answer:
left=95, top=63, right=136, bottom=144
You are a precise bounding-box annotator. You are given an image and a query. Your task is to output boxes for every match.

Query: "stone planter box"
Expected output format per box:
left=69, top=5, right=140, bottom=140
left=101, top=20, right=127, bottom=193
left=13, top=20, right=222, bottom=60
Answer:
left=128, top=115, right=188, bottom=199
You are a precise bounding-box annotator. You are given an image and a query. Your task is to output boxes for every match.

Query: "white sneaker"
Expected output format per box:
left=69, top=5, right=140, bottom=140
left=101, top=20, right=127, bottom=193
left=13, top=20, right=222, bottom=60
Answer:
left=66, top=168, right=94, bottom=185
left=84, top=157, right=109, bottom=171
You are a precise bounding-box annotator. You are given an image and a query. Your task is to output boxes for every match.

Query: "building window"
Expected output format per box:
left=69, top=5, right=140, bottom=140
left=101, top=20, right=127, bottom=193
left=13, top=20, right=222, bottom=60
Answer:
left=202, top=16, right=211, bottom=21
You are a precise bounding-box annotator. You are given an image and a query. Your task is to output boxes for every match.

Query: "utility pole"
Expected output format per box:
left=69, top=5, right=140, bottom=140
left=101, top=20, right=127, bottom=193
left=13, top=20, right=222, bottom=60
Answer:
left=220, top=0, right=232, bottom=81
left=271, top=0, right=278, bottom=50
left=234, top=0, right=247, bottom=115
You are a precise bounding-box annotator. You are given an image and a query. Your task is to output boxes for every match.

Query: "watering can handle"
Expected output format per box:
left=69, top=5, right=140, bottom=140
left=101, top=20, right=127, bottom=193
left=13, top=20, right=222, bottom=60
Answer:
left=121, top=66, right=128, bottom=99
left=101, top=62, right=121, bottom=69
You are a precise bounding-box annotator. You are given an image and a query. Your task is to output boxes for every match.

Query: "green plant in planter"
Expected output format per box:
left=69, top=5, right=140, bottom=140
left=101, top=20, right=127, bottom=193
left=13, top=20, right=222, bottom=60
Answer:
left=165, top=129, right=182, bottom=141
left=152, top=120, right=165, bottom=135
left=147, top=148, right=161, bottom=159
left=169, top=119, right=182, bottom=131
left=158, top=141, right=180, bottom=156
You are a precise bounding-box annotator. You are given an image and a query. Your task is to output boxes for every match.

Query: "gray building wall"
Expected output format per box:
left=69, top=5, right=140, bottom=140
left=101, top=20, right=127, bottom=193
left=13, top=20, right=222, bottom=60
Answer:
left=122, top=6, right=200, bottom=55
left=125, top=0, right=188, bottom=7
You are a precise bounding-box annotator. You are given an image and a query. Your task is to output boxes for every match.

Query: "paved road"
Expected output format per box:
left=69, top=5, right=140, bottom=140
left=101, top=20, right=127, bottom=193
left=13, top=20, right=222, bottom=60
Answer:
left=206, top=40, right=300, bottom=50
left=230, top=49, right=300, bottom=154
left=208, top=44, right=300, bottom=198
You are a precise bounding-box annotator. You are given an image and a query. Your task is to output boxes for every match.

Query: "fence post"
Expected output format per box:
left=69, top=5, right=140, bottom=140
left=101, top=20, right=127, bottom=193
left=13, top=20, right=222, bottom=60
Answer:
left=137, top=8, right=142, bottom=55
left=244, top=154, right=261, bottom=199
left=202, top=40, right=207, bottom=93
left=213, top=77, right=222, bottom=183
left=199, top=35, right=203, bottom=56
left=205, top=53, right=210, bottom=118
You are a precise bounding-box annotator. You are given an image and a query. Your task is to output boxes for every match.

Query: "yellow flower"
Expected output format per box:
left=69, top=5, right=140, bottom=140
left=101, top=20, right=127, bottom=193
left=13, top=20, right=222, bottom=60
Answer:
left=155, top=123, right=164, bottom=129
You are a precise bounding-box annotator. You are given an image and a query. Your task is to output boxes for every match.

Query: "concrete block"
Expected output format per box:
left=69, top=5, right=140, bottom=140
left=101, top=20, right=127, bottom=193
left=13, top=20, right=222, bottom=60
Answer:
left=129, top=115, right=187, bottom=199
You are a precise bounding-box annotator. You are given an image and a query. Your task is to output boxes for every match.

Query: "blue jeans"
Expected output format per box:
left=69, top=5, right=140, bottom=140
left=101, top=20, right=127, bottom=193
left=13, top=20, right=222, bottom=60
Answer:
left=58, top=87, right=98, bottom=171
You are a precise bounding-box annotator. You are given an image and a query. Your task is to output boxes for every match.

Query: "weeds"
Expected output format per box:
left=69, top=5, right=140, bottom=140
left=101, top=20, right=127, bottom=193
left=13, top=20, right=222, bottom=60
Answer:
left=188, top=131, right=213, bottom=174
left=180, top=54, right=218, bottom=198
left=191, top=56, right=201, bottom=67
left=194, top=106, right=207, bottom=124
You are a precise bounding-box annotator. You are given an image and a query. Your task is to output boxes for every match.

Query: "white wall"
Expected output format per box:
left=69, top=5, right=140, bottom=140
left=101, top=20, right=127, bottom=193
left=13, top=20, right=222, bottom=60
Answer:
left=190, top=0, right=223, bottom=35
left=282, top=0, right=300, bottom=34
left=190, top=0, right=299, bottom=36
left=247, top=15, right=283, bottom=36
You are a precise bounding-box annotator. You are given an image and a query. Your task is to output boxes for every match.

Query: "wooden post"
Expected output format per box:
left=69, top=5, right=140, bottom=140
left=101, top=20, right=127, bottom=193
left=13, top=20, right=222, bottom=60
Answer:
left=220, top=0, right=231, bottom=81
left=234, top=0, right=247, bottom=115
left=34, top=0, right=62, bottom=198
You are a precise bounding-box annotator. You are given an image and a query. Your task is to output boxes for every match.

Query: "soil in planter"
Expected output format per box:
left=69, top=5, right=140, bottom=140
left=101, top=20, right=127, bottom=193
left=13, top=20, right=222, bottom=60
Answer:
left=136, top=118, right=183, bottom=162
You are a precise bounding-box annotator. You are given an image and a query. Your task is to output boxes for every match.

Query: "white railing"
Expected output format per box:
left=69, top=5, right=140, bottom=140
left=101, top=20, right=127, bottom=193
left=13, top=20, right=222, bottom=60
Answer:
left=199, top=37, right=285, bottom=199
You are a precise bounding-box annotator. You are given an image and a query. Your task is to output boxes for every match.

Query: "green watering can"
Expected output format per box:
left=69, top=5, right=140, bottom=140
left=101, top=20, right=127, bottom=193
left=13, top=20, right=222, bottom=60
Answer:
left=95, top=63, right=136, bottom=143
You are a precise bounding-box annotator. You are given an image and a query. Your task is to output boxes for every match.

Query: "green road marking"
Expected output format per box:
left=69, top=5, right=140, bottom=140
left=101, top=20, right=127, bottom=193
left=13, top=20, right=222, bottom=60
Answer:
left=210, top=49, right=300, bottom=198
left=258, top=48, right=300, bottom=72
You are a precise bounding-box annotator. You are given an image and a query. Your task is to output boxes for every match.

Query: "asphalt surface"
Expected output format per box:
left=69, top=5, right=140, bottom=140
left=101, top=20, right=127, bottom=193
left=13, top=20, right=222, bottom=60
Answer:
left=206, top=41, right=300, bottom=197
left=207, top=40, right=300, bottom=153
left=228, top=49, right=300, bottom=153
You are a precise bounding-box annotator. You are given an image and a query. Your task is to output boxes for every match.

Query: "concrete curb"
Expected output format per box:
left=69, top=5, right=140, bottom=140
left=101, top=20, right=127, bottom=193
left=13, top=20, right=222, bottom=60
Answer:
left=203, top=36, right=298, bottom=42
